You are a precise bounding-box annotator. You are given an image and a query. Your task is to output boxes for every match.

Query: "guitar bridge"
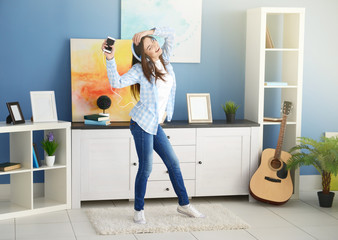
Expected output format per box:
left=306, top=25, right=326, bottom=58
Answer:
left=265, top=176, right=281, bottom=183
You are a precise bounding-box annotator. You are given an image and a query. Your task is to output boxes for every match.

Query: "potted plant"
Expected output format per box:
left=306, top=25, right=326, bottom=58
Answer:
left=287, top=135, right=338, bottom=207
left=222, top=101, right=239, bottom=123
left=41, top=132, right=59, bottom=167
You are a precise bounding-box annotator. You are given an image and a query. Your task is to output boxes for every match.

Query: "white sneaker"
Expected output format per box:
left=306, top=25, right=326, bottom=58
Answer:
left=177, top=204, right=205, bottom=218
left=133, top=210, right=146, bottom=224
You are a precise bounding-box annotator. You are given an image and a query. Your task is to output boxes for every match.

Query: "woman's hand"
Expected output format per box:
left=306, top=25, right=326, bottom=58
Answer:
left=132, top=29, right=155, bottom=46
left=101, top=40, right=115, bottom=60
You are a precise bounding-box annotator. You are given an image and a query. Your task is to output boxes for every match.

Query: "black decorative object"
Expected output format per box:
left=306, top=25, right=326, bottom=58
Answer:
left=97, top=95, right=111, bottom=114
left=6, top=115, right=12, bottom=124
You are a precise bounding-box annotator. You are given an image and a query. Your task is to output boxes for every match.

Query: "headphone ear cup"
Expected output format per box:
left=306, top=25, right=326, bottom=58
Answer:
left=131, top=43, right=142, bottom=62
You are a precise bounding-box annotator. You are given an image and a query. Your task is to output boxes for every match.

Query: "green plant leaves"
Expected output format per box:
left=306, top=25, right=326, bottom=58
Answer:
left=222, top=101, right=239, bottom=114
left=287, top=136, right=338, bottom=178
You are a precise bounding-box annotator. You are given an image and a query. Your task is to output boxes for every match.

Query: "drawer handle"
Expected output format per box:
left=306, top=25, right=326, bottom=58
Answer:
left=133, top=163, right=137, bottom=166
left=167, top=135, right=170, bottom=139
left=165, top=188, right=170, bottom=191
left=166, top=170, right=169, bottom=174
left=198, top=161, right=202, bottom=164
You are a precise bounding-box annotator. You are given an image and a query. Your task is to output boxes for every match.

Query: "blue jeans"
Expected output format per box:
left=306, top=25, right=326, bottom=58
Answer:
left=130, top=119, right=190, bottom=211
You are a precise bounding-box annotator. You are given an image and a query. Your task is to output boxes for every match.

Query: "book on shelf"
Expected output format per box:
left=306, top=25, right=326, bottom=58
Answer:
left=98, top=113, right=110, bottom=117
left=84, top=114, right=110, bottom=121
left=266, top=28, right=274, bottom=48
left=33, top=143, right=41, bottom=167
left=264, top=117, right=282, bottom=122
left=84, top=119, right=111, bottom=126
left=0, top=162, right=21, bottom=172
left=33, top=146, right=39, bottom=168
left=264, top=82, right=288, bottom=86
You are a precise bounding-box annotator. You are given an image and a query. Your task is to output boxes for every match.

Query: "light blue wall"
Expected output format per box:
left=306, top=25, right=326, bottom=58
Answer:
left=1, top=0, right=337, bottom=183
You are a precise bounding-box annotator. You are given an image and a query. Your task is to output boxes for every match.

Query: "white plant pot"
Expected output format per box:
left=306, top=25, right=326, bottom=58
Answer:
left=46, top=155, right=55, bottom=167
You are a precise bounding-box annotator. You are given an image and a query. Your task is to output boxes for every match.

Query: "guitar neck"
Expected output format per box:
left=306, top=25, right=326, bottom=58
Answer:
left=274, top=114, right=288, bottom=159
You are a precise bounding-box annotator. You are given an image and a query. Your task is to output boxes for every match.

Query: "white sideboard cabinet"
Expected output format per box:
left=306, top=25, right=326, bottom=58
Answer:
left=71, top=120, right=259, bottom=208
left=196, top=128, right=252, bottom=196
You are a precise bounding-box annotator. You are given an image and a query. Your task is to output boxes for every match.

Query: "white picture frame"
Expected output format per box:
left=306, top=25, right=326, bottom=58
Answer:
left=30, top=91, right=58, bottom=122
left=186, top=93, right=212, bottom=123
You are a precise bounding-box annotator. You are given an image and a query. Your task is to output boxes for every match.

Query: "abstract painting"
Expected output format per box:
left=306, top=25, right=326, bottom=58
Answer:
left=70, top=39, right=136, bottom=122
left=121, top=0, right=202, bottom=63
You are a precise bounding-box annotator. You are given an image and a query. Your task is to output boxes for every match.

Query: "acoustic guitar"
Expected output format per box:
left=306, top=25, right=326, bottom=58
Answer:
left=250, top=101, right=293, bottom=205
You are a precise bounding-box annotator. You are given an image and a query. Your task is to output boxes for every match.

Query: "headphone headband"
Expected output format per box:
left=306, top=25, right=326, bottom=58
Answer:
left=131, top=43, right=141, bottom=62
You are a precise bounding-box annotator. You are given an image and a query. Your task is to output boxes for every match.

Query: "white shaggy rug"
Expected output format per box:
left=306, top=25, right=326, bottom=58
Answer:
left=86, top=203, right=250, bottom=235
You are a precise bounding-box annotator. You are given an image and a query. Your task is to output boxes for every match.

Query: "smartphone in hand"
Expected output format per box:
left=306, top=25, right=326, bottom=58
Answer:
left=104, top=36, right=115, bottom=53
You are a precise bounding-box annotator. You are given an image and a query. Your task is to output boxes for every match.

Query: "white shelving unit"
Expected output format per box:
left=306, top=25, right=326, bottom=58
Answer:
left=244, top=7, right=305, bottom=199
left=0, top=121, right=71, bottom=220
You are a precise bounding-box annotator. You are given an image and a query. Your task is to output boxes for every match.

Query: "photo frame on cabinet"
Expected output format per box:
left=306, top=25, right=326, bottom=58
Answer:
left=6, top=102, right=25, bottom=124
left=186, top=93, right=213, bottom=123
left=30, top=91, right=58, bottom=122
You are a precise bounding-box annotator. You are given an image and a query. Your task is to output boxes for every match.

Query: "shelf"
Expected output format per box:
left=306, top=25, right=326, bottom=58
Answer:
left=265, top=48, right=299, bottom=52
left=32, top=164, right=66, bottom=172
left=33, top=197, right=66, bottom=209
left=0, top=201, right=30, bottom=214
left=0, top=121, right=70, bottom=133
left=263, top=121, right=297, bottom=125
left=264, top=85, right=298, bottom=89
left=0, top=167, right=31, bottom=176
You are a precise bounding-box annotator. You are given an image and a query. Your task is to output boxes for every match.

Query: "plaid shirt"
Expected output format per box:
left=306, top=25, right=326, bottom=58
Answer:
left=106, top=27, right=176, bottom=135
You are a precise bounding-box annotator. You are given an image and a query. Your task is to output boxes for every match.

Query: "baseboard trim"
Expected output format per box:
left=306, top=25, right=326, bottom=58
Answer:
left=300, top=175, right=321, bottom=191
left=0, top=177, right=321, bottom=201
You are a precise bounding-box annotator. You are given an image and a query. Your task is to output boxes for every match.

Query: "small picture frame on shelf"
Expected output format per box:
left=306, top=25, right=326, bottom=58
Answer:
left=186, top=93, right=213, bottom=123
left=6, top=102, right=25, bottom=124
left=30, top=91, right=58, bottom=122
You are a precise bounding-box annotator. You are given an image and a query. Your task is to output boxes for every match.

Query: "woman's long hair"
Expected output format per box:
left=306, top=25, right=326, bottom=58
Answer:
left=130, top=36, right=167, bottom=101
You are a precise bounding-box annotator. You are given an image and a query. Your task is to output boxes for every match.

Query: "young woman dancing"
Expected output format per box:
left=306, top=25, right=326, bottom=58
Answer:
left=102, top=27, right=204, bottom=224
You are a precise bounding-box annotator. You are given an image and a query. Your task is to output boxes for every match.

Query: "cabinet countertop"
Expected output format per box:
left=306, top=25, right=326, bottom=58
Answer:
left=72, top=119, right=259, bottom=129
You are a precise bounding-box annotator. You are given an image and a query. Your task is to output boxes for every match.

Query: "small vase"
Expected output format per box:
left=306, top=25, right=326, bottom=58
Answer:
left=226, top=113, right=236, bottom=123
left=46, top=155, right=55, bottom=167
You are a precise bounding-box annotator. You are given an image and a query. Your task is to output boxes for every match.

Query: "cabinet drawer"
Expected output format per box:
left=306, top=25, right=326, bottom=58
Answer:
left=145, top=180, right=195, bottom=198
left=153, top=146, right=196, bottom=163
left=163, top=129, right=196, bottom=145
left=149, top=163, right=195, bottom=181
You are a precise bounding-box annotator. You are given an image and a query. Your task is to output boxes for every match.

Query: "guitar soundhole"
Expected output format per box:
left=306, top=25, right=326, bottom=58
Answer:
left=270, top=158, right=282, bottom=170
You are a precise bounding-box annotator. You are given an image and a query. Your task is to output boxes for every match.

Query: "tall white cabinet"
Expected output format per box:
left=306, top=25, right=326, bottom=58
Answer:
left=244, top=7, right=305, bottom=198
left=0, top=121, right=71, bottom=220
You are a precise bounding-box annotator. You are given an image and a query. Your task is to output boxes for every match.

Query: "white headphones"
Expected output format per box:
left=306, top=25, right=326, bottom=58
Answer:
left=131, top=43, right=141, bottom=62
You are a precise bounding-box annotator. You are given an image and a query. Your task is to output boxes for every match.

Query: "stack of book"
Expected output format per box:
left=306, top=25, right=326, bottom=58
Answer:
left=84, top=114, right=111, bottom=126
